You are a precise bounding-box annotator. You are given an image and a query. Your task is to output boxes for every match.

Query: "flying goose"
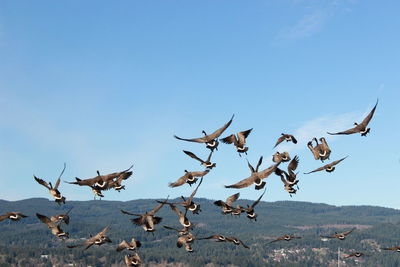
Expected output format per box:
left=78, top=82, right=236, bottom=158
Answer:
left=174, top=114, right=234, bottom=151
left=275, top=169, right=297, bottom=197
left=168, top=204, right=191, bottom=228
left=320, top=228, right=355, bottom=240
left=68, top=225, right=111, bottom=249
left=162, top=178, right=203, bottom=214
left=382, top=246, right=400, bottom=252
left=225, top=163, right=280, bottom=190
left=183, top=150, right=216, bottom=169
left=225, top=237, right=249, bottom=248
left=168, top=170, right=209, bottom=188
left=343, top=252, right=365, bottom=258
left=221, top=128, right=253, bottom=156
left=243, top=188, right=266, bottom=221
left=275, top=155, right=300, bottom=188
left=36, top=213, right=69, bottom=239
left=307, top=138, right=331, bottom=162
left=121, top=197, right=168, bottom=232
left=34, top=163, right=66, bottom=205
left=273, top=133, right=298, bottom=148
left=116, top=238, right=142, bottom=252
left=163, top=225, right=194, bottom=236
left=269, top=234, right=301, bottom=243
left=272, top=151, right=291, bottom=163
left=304, top=156, right=348, bottom=174
left=67, top=165, right=133, bottom=190
left=50, top=207, right=73, bottom=225
left=176, top=233, right=195, bottom=252
left=214, top=192, right=240, bottom=214
left=328, top=99, right=378, bottom=136
left=0, top=212, right=28, bottom=222
left=247, top=156, right=263, bottom=173
left=124, top=253, right=142, bottom=266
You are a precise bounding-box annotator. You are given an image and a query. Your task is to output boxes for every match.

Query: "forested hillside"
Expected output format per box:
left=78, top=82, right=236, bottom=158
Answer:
left=1, top=198, right=400, bottom=266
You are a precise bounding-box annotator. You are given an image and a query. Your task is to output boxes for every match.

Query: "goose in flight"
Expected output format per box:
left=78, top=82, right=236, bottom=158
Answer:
left=34, top=163, right=67, bottom=205
left=273, top=133, right=297, bottom=148
left=328, top=99, right=378, bottom=136
left=243, top=188, right=266, bottom=221
left=0, top=212, right=28, bottom=222
left=174, top=114, right=234, bottom=151
left=221, top=128, right=253, bottom=156
left=124, top=253, right=142, bottom=266
left=116, top=238, right=141, bottom=252
left=36, top=213, right=69, bottom=239
left=214, top=192, right=240, bottom=214
left=269, top=234, right=301, bottom=244
left=320, top=228, right=355, bottom=240
left=169, top=170, right=209, bottom=188
left=183, top=150, right=216, bottom=169
left=304, top=157, right=347, bottom=174
left=67, top=225, right=111, bottom=249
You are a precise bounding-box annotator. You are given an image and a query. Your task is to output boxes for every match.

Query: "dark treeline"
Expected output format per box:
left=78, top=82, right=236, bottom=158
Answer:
left=1, top=198, right=400, bottom=266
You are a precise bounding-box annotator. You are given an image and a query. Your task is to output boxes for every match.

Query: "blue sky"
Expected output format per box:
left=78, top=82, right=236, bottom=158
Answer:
left=1, top=0, right=399, bottom=208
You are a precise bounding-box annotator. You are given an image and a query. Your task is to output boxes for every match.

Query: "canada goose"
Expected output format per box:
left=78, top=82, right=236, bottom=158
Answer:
left=121, top=197, right=168, bottom=232
left=162, top=178, right=203, bottom=214
left=177, top=233, right=195, bottom=252
left=116, top=238, right=141, bottom=252
left=214, top=192, right=240, bottom=214
left=243, top=188, right=266, bottom=221
left=221, top=128, right=253, bottom=156
left=231, top=205, right=245, bottom=216
left=0, top=212, right=28, bottom=222
left=168, top=170, right=209, bottom=188
left=34, top=163, right=66, bottom=205
left=67, top=165, right=133, bottom=190
left=163, top=225, right=194, bottom=236
left=225, top=237, right=249, bottom=248
left=272, top=151, right=291, bottom=163
left=174, top=114, right=234, bottom=151
left=247, top=156, right=263, bottom=173
left=68, top=225, right=111, bottom=249
left=124, top=253, right=142, bottom=266
left=168, top=204, right=191, bottom=228
left=50, top=207, right=73, bottom=225
left=273, top=133, right=298, bottom=148
left=198, top=234, right=226, bottom=242
left=275, top=155, right=300, bottom=191
left=275, top=169, right=297, bottom=197
left=225, top=163, right=280, bottom=190
left=183, top=150, right=216, bottom=169
left=382, top=246, right=400, bottom=252
left=307, top=138, right=330, bottom=162
left=320, top=228, right=355, bottom=240
left=304, top=156, right=348, bottom=174
left=343, top=252, right=365, bottom=258
left=36, top=213, right=69, bottom=239
left=269, top=234, right=301, bottom=243
left=328, top=99, right=378, bottom=136
left=107, top=168, right=134, bottom=192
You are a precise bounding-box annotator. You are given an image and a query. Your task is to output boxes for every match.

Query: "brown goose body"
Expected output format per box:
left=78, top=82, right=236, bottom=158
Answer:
left=328, top=99, right=378, bottom=136
left=221, top=128, right=253, bottom=156
left=269, top=234, right=301, bottom=243
left=117, top=238, right=141, bottom=252
left=67, top=225, right=111, bottom=250
left=34, top=163, right=66, bottom=205
left=163, top=178, right=203, bottom=214
left=214, top=192, right=240, bottom=214
left=272, top=151, right=291, bottom=163
left=50, top=208, right=73, bottom=225
left=344, top=252, right=365, bottom=258
left=0, top=212, right=28, bottom=222
left=124, top=253, right=142, bottom=266
left=243, top=189, right=266, bottom=221
left=304, top=156, right=347, bottom=174
left=169, top=170, right=209, bottom=188
left=174, top=115, right=234, bottom=151
left=183, top=150, right=216, bottom=169
left=36, top=213, right=69, bottom=239
left=320, top=228, right=355, bottom=240
left=273, top=133, right=297, bottom=148
left=226, top=237, right=249, bottom=248
left=307, top=138, right=331, bottom=162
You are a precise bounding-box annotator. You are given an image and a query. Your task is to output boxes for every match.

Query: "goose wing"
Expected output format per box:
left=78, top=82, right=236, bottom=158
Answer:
left=169, top=173, right=190, bottom=188
left=251, top=188, right=266, bottom=208
left=148, top=198, right=168, bottom=215
left=237, top=128, right=253, bottom=146
left=226, top=192, right=240, bottom=206
left=288, top=156, right=299, bottom=173
left=246, top=159, right=255, bottom=173
left=183, top=150, right=204, bottom=163
left=224, top=174, right=256, bottom=189
left=54, top=163, right=66, bottom=189
left=327, top=126, right=360, bottom=135
left=328, top=156, right=348, bottom=167
left=190, top=170, right=209, bottom=177
left=0, top=214, right=9, bottom=222
left=220, top=134, right=237, bottom=145
left=343, top=228, right=355, bottom=236
left=258, top=163, right=281, bottom=179
left=269, top=236, right=285, bottom=243
left=34, top=176, right=51, bottom=190
left=187, top=177, right=203, bottom=203
left=206, top=114, right=234, bottom=140
left=359, top=99, right=378, bottom=128
left=303, top=165, right=326, bottom=174
left=116, top=240, right=129, bottom=252
left=273, top=135, right=286, bottom=148
left=256, top=156, right=263, bottom=172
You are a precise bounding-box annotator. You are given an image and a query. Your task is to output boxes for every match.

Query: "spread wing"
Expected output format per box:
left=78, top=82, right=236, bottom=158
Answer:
left=187, top=177, right=203, bottom=202
left=174, top=135, right=208, bottom=143
left=36, top=213, right=52, bottom=227
left=220, top=134, right=237, bottom=145
left=246, top=159, right=255, bottom=173
left=226, top=192, right=240, bottom=206
left=116, top=240, right=129, bottom=252
left=256, top=156, right=263, bottom=172
left=327, top=126, right=359, bottom=135
left=149, top=197, right=168, bottom=215
left=273, top=135, right=286, bottom=148
left=183, top=150, right=204, bottom=163
left=269, top=236, right=285, bottom=243
left=169, top=173, right=189, bottom=188
left=67, top=176, right=102, bottom=186
left=251, top=188, right=266, bottom=208
left=206, top=114, right=234, bottom=140
left=0, top=214, right=9, bottom=222
left=237, top=128, right=253, bottom=145
left=54, top=163, right=66, bottom=189
left=34, top=176, right=50, bottom=189
left=303, top=165, right=326, bottom=174
left=258, top=163, right=280, bottom=179
left=225, top=175, right=255, bottom=189
left=359, top=99, right=378, bottom=128
left=288, top=156, right=299, bottom=173
left=328, top=156, right=348, bottom=167
left=343, top=228, right=355, bottom=236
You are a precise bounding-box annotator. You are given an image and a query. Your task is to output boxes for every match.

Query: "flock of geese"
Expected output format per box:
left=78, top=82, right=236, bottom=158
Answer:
left=1, top=99, right=391, bottom=266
